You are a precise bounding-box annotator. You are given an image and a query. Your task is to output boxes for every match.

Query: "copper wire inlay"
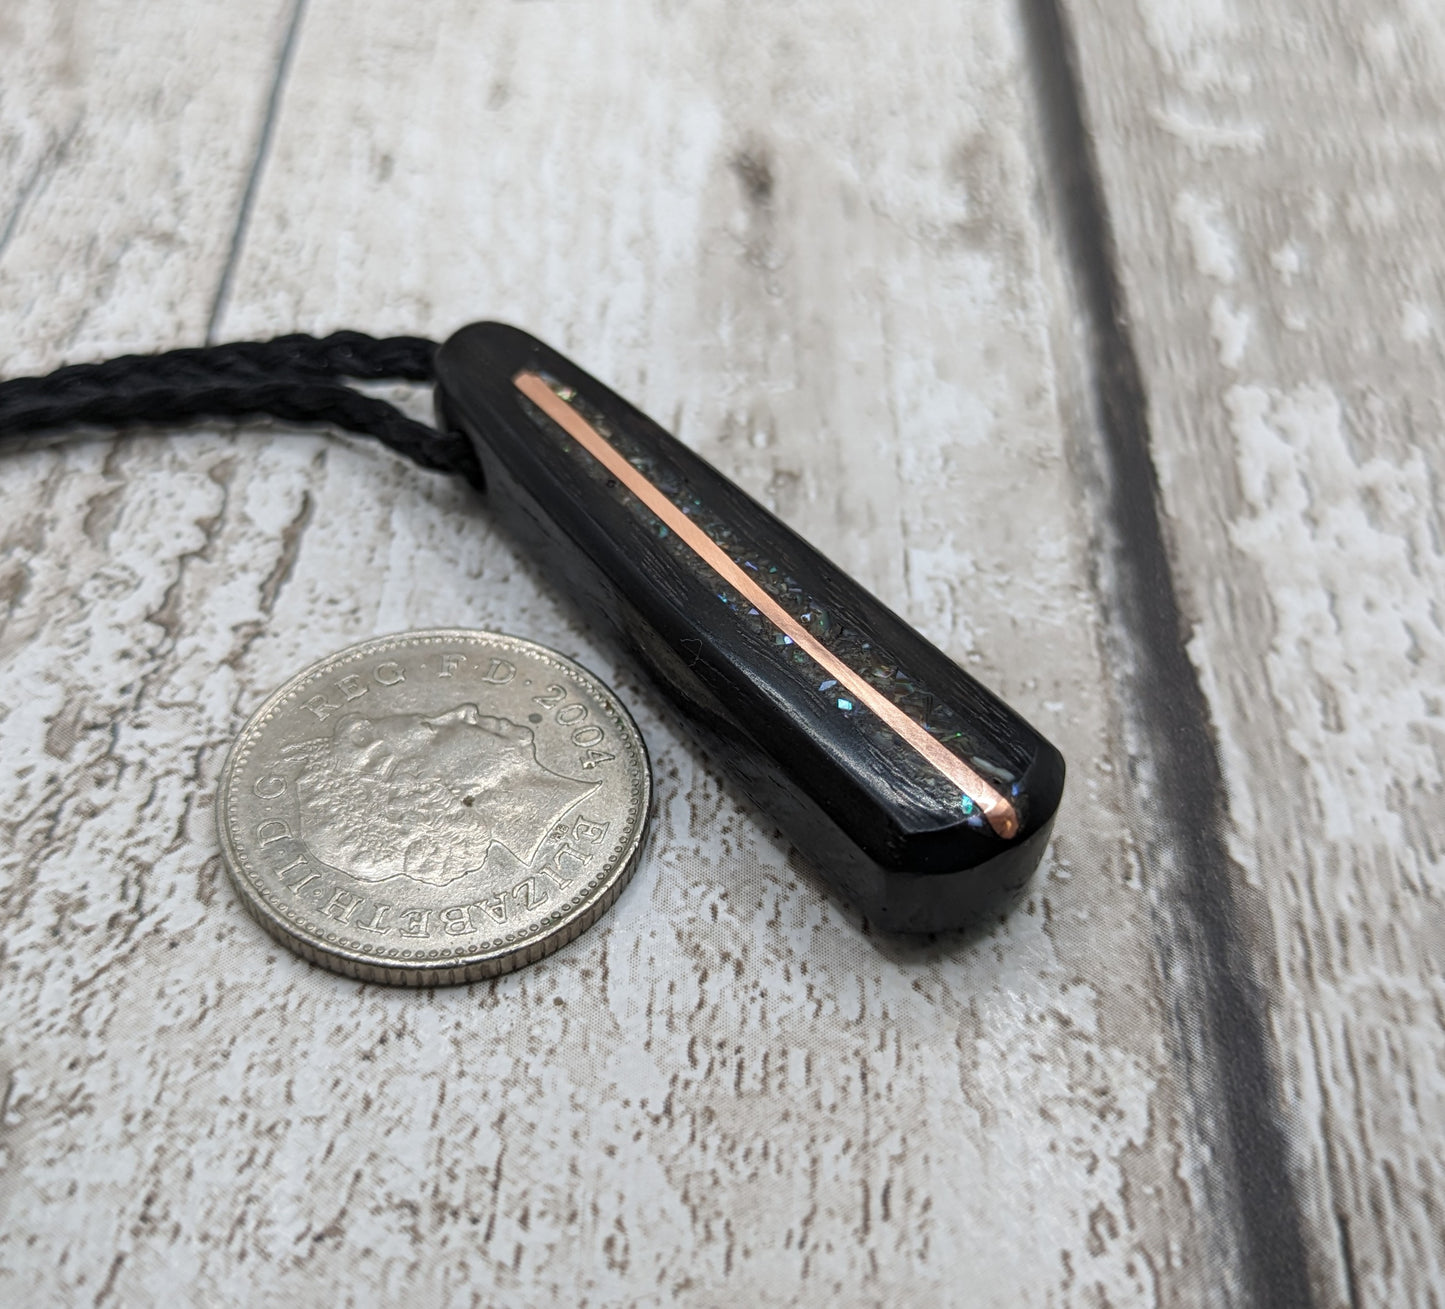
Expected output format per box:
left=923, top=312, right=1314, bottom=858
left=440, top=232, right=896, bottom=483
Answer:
left=514, top=370, right=1020, bottom=840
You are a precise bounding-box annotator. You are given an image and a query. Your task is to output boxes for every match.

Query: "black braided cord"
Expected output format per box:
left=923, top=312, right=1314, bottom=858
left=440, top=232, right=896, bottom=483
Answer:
left=0, top=332, right=484, bottom=486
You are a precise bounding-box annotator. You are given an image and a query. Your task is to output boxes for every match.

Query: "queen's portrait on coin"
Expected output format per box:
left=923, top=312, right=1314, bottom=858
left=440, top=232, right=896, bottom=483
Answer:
left=284, top=703, right=596, bottom=887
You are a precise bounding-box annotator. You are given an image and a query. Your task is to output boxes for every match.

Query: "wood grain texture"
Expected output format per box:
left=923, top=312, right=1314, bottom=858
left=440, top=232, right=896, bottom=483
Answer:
left=0, top=0, right=299, bottom=370
left=1061, top=1, right=1445, bottom=1304
left=9, top=0, right=1437, bottom=1305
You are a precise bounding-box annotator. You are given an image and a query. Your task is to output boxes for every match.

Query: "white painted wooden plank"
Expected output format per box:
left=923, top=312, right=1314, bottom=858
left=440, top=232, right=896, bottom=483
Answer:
left=0, top=0, right=298, bottom=369
left=0, top=3, right=299, bottom=1305
left=1, top=2, right=1216, bottom=1305
left=217, top=3, right=1208, bottom=1302
left=1063, top=1, right=1445, bottom=1304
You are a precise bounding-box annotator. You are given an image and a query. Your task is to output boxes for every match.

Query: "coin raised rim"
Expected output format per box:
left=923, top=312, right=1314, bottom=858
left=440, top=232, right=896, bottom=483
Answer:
left=216, top=630, right=651, bottom=985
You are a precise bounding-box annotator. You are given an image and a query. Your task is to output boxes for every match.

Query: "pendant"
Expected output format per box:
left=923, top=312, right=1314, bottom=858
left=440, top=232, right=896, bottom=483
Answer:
left=434, top=324, right=1065, bottom=933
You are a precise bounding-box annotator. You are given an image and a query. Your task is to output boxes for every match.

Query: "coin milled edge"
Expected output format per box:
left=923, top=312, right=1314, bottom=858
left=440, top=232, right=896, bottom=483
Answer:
left=215, top=630, right=652, bottom=985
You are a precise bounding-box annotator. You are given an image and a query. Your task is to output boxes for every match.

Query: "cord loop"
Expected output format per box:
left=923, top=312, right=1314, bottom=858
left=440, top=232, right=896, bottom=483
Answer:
left=0, top=333, right=483, bottom=486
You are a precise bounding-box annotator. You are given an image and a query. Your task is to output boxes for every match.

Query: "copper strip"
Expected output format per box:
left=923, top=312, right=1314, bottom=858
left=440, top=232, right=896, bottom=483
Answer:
left=514, top=371, right=1019, bottom=839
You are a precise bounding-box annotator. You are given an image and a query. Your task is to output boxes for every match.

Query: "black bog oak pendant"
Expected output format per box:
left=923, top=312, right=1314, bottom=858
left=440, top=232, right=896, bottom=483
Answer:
left=435, top=324, right=1065, bottom=933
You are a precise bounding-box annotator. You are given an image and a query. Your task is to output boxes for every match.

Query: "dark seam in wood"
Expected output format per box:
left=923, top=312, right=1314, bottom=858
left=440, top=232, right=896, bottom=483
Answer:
left=205, top=0, right=310, bottom=344
left=1015, top=1, right=1315, bottom=1304
left=1334, top=1208, right=1361, bottom=1309
left=0, top=122, right=79, bottom=271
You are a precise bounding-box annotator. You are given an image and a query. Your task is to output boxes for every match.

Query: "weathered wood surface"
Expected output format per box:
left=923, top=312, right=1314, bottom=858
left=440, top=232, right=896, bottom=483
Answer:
left=0, top=0, right=1437, bottom=1305
left=1062, top=2, right=1445, bottom=1305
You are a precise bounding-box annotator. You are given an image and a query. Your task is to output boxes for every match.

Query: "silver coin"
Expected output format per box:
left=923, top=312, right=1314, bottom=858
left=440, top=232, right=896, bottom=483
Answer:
left=216, top=630, right=651, bottom=985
